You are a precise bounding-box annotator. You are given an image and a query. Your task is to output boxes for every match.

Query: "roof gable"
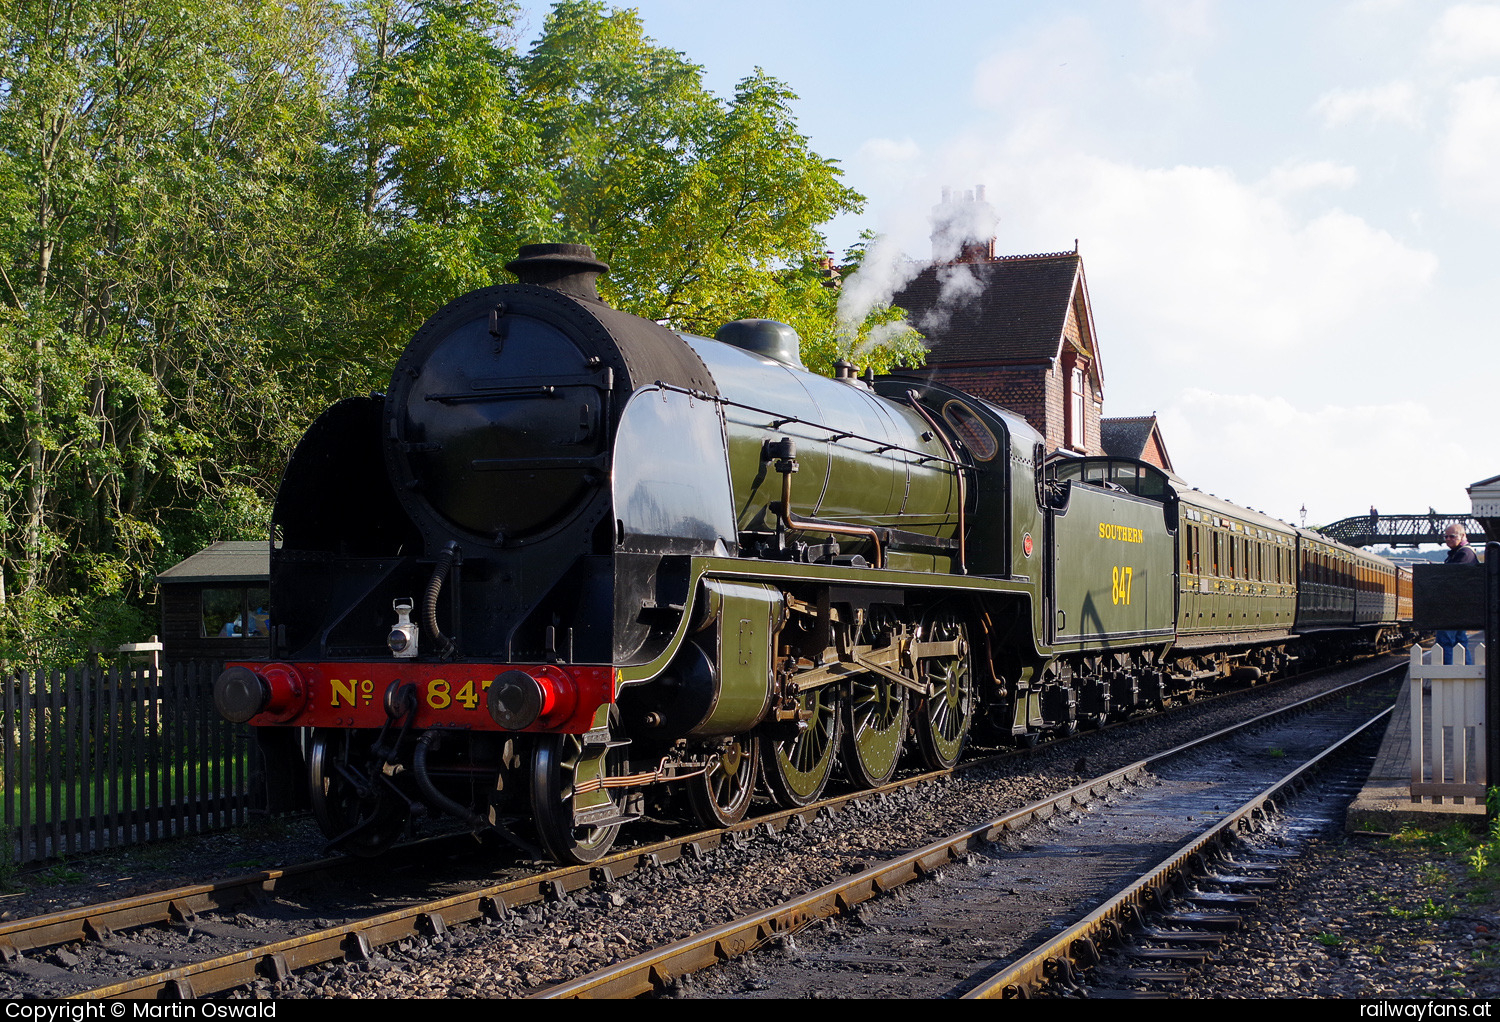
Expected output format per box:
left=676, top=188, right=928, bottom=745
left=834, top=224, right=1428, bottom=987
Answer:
left=894, top=252, right=1082, bottom=367
left=1100, top=415, right=1174, bottom=473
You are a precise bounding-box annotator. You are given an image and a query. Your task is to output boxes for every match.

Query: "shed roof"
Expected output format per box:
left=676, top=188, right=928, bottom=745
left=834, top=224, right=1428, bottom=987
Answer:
left=893, top=252, right=1082, bottom=366
left=157, top=541, right=270, bottom=584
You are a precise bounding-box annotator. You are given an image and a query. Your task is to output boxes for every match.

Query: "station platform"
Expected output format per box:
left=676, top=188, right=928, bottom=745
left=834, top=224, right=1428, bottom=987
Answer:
left=1345, top=676, right=1488, bottom=834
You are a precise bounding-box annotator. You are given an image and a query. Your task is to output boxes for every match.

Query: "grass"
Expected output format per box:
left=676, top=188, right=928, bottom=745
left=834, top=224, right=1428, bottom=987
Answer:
left=1389, top=898, right=1456, bottom=921
left=1372, top=796, right=1500, bottom=932
left=4, top=751, right=248, bottom=822
left=0, top=826, right=15, bottom=891
left=35, top=862, right=84, bottom=885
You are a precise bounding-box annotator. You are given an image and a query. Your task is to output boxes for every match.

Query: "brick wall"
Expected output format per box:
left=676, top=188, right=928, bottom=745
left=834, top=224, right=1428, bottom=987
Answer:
left=918, top=273, right=1106, bottom=457
left=928, top=364, right=1049, bottom=428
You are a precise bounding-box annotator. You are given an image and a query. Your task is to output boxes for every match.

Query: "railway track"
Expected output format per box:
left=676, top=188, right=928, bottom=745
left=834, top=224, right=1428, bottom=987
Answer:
left=532, top=660, right=1402, bottom=999
left=0, top=657, right=1400, bottom=999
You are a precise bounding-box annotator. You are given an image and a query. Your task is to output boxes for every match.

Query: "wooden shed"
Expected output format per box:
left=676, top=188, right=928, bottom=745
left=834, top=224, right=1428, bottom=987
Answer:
left=157, top=540, right=271, bottom=664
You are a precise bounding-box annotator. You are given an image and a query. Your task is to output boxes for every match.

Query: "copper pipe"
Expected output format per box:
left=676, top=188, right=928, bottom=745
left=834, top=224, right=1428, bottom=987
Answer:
left=769, top=502, right=885, bottom=569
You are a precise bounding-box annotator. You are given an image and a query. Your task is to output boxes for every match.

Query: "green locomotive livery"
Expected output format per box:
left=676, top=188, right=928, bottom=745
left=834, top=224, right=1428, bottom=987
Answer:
left=217, top=244, right=1410, bottom=864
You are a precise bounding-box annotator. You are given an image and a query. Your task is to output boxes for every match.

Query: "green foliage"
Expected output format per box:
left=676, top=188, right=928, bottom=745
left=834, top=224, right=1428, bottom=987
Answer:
left=517, top=3, right=870, bottom=356
left=0, top=0, right=343, bottom=663
left=1314, top=931, right=1344, bottom=947
left=0, top=0, right=876, bottom=661
left=37, top=861, right=84, bottom=885
left=1389, top=897, right=1455, bottom=921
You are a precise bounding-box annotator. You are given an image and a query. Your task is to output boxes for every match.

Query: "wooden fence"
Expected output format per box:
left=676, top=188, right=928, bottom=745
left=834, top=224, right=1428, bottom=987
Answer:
left=1, top=661, right=249, bottom=864
left=1409, top=641, right=1488, bottom=805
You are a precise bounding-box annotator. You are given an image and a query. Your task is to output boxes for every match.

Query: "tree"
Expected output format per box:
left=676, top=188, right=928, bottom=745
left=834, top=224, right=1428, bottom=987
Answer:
left=334, top=0, right=549, bottom=342
left=0, top=0, right=914, bottom=662
left=0, top=0, right=343, bottom=662
left=517, top=2, right=916, bottom=372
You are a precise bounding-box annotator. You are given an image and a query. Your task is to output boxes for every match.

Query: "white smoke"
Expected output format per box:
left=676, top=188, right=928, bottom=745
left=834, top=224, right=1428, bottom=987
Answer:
left=835, top=233, right=921, bottom=330
left=911, top=261, right=984, bottom=339
left=928, top=185, right=1000, bottom=262
left=836, top=185, right=1000, bottom=350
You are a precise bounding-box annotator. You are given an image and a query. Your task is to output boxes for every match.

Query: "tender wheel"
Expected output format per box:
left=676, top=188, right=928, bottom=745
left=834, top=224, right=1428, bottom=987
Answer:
left=307, top=729, right=409, bottom=857
left=685, top=735, right=760, bottom=827
left=841, top=672, right=908, bottom=788
left=761, top=688, right=842, bottom=808
left=530, top=734, right=623, bottom=864
left=913, top=616, right=974, bottom=771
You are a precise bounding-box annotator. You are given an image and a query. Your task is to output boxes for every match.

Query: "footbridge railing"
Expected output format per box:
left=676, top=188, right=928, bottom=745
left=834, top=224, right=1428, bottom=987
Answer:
left=1318, top=513, right=1486, bottom=548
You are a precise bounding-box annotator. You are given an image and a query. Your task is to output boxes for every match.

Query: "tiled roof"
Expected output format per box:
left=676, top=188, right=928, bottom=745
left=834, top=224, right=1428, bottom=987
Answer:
left=892, top=252, right=1081, bottom=365
left=1100, top=416, right=1157, bottom=459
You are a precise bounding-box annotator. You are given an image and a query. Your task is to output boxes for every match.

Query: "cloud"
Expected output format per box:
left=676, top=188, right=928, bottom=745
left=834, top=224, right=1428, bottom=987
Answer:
left=857, top=136, right=922, bottom=166
left=1159, top=390, right=1473, bottom=525
left=1130, top=67, right=1200, bottom=102
left=1260, top=159, right=1360, bottom=197
left=1436, top=76, right=1500, bottom=211
left=1312, top=81, right=1423, bottom=128
left=970, top=16, right=1102, bottom=114
left=975, top=152, right=1438, bottom=364
left=1424, top=3, right=1500, bottom=68
left=1140, top=0, right=1216, bottom=40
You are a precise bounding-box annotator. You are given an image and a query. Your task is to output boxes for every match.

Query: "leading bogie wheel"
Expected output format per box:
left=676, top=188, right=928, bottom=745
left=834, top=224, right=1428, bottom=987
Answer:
left=761, top=688, right=842, bottom=808
left=529, top=734, right=623, bottom=864
left=913, top=617, right=975, bottom=771
left=307, top=728, right=409, bottom=857
left=685, top=735, right=760, bottom=828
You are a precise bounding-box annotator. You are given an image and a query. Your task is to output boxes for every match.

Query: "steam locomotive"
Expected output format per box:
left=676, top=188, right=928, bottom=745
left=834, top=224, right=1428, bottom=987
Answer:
left=214, top=243, right=1410, bottom=863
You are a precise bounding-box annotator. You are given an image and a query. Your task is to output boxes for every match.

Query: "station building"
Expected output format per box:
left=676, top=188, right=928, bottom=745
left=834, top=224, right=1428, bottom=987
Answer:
left=892, top=187, right=1171, bottom=470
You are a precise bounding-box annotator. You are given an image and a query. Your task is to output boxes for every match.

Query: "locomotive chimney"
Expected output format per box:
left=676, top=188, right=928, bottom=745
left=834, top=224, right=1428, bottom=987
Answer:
left=505, top=243, right=609, bottom=301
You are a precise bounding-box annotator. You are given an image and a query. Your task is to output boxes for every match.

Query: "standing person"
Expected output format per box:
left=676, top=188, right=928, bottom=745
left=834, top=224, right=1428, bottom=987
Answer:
left=1436, top=523, right=1479, bottom=665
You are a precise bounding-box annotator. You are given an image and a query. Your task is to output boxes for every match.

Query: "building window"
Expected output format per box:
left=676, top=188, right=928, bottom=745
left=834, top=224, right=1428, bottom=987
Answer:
left=1068, top=365, right=1086, bottom=450
left=202, top=587, right=270, bottom=638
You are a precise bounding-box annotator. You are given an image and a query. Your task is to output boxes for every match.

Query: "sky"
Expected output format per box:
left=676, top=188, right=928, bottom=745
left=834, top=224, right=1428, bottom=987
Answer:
left=514, top=0, right=1498, bottom=530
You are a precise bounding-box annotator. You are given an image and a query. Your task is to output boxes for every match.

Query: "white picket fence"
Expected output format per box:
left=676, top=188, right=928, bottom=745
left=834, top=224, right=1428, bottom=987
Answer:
left=1409, top=642, right=1487, bottom=804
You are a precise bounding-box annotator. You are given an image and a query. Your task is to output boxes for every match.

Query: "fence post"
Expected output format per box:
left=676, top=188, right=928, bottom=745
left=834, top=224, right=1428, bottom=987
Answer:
left=1410, top=641, right=1488, bottom=803
left=1488, top=543, right=1499, bottom=808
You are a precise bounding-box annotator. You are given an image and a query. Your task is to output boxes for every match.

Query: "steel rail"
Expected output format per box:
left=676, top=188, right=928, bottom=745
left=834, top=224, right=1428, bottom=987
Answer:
left=58, top=765, right=960, bottom=999
left=964, top=700, right=1395, bottom=997
left=0, top=857, right=349, bottom=963
left=532, top=661, right=1404, bottom=999
left=39, top=657, right=1395, bottom=998
left=0, top=832, right=481, bottom=963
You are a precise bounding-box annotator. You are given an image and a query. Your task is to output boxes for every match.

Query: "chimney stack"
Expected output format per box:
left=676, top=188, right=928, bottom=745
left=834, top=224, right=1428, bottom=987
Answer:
left=930, top=185, right=998, bottom=264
